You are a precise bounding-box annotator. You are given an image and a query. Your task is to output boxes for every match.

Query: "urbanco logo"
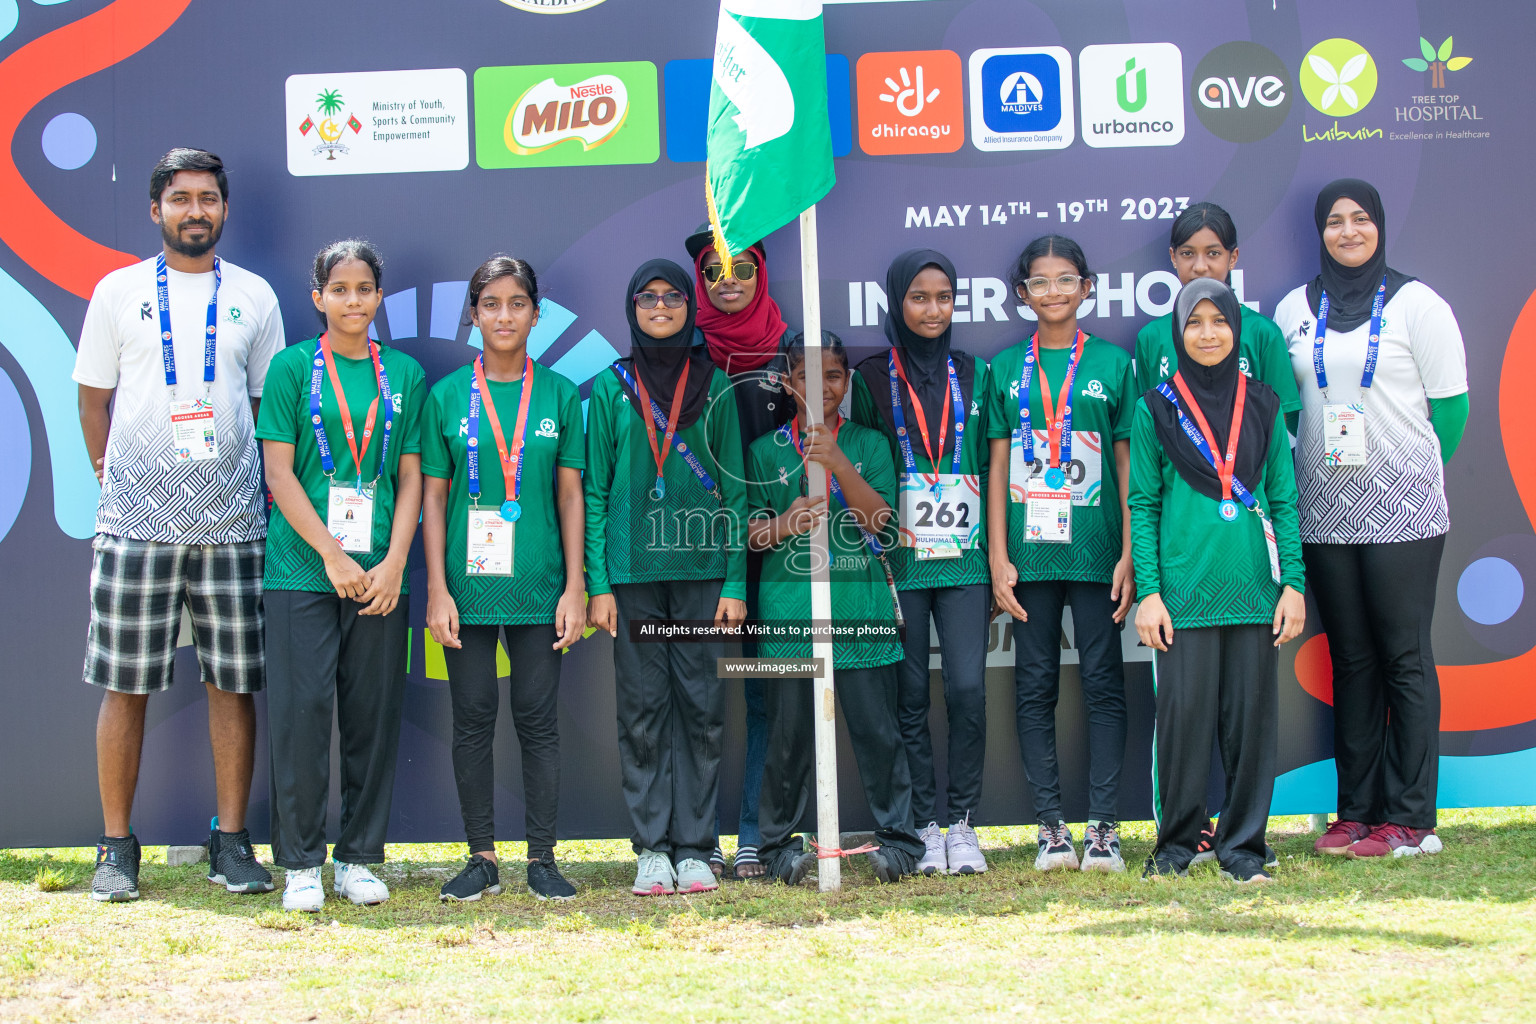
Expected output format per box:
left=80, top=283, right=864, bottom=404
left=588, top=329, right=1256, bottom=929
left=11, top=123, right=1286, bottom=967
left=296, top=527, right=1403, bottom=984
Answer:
left=1191, top=41, right=1292, bottom=142
left=1299, top=38, right=1377, bottom=116
left=1079, top=43, right=1184, bottom=148
left=474, top=61, right=658, bottom=168
left=856, top=50, right=963, bottom=155
left=968, top=47, right=1074, bottom=151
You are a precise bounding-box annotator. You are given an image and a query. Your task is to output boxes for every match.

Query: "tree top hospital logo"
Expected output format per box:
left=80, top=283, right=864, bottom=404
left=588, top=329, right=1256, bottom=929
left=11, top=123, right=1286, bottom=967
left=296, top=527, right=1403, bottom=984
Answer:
left=1191, top=41, right=1292, bottom=142
left=1299, top=38, right=1378, bottom=116
left=475, top=62, right=658, bottom=168
left=856, top=50, right=963, bottom=155
left=968, top=47, right=1074, bottom=151
left=1078, top=43, right=1185, bottom=148
left=1404, top=36, right=1472, bottom=90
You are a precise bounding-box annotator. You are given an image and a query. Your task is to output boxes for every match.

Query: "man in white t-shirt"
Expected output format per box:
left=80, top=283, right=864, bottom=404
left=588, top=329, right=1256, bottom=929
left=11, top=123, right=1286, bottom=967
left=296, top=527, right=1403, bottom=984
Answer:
left=73, top=149, right=285, bottom=902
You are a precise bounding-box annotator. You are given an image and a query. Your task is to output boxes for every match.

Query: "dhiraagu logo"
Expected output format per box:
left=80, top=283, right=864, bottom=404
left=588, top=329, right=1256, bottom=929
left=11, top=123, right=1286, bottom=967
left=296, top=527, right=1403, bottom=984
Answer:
left=1300, top=39, right=1378, bottom=115
left=474, top=61, right=659, bottom=168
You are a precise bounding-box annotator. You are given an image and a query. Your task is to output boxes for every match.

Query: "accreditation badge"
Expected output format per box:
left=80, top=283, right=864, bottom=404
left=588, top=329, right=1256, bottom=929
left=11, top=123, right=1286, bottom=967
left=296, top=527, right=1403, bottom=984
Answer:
left=899, top=472, right=981, bottom=560
left=327, top=482, right=375, bottom=554
left=168, top=397, right=218, bottom=463
left=1025, top=477, right=1072, bottom=544
left=466, top=509, right=514, bottom=577
left=1322, top=403, right=1367, bottom=467
left=1262, top=515, right=1281, bottom=585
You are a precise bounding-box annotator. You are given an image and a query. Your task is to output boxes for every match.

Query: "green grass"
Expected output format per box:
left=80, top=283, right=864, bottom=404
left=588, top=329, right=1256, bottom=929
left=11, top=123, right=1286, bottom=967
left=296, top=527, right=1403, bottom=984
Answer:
left=3, top=809, right=1534, bottom=1022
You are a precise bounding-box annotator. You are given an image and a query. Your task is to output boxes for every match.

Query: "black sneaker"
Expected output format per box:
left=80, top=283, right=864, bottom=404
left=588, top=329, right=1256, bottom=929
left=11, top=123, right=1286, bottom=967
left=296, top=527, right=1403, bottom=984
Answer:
left=1220, top=862, right=1273, bottom=884
left=207, top=824, right=274, bottom=893
left=866, top=848, right=910, bottom=884
left=1140, top=852, right=1189, bottom=881
left=782, top=851, right=816, bottom=887
left=91, top=834, right=141, bottom=902
left=440, top=854, right=501, bottom=903
left=527, top=855, right=576, bottom=901
left=1265, top=844, right=1279, bottom=869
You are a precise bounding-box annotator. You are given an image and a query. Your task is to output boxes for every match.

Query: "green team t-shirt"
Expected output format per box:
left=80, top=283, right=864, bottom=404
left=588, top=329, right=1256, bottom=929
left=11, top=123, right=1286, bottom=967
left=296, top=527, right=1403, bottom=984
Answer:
left=748, top=420, right=903, bottom=669
left=583, top=364, right=748, bottom=598
left=1127, top=400, right=1305, bottom=628
left=1135, top=305, right=1301, bottom=414
left=255, top=337, right=426, bottom=594
left=983, top=335, right=1136, bottom=583
left=849, top=354, right=991, bottom=591
left=419, top=363, right=585, bottom=626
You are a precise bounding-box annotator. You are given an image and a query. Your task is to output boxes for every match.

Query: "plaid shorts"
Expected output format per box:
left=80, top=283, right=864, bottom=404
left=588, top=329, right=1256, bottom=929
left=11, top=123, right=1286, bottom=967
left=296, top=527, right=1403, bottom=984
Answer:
left=83, top=535, right=265, bottom=695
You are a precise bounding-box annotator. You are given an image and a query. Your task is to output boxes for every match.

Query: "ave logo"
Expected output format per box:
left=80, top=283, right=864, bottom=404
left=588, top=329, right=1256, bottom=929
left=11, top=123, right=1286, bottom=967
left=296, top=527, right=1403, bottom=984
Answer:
left=474, top=61, right=659, bottom=168
left=968, top=47, right=1074, bottom=151
left=1191, top=42, right=1292, bottom=142
left=856, top=50, right=963, bottom=155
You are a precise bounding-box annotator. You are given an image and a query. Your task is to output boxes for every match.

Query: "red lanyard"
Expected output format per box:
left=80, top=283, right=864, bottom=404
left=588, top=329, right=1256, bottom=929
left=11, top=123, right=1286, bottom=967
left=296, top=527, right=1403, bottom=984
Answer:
left=320, top=332, right=383, bottom=479
left=1172, top=370, right=1248, bottom=501
left=790, top=414, right=842, bottom=453
left=889, top=348, right=946, bottom=468
left=634, top=362, right=691, bottom=484
left=474, top=355, right=534, bottom=502
left=1033, top=329, right=1085, bottom=468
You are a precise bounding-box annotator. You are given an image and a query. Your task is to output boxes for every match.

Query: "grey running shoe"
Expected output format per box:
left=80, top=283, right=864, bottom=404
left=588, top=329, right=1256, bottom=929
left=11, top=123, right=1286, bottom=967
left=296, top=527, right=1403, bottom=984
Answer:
left=675, top=858, right=719, bottom=894
left=440, top=854, right=501, bottom=903
left=917, top=821, right=947, bottom=876
left=945, top=813, right=988, bottom=874
left=632, top=849, right=676, bottom=896
left=527, top=856, right=576, bottom=901
left=1081, top=821, right=1125, bottom=873
left=1035, top=821, right=1080, bottom=871
left=207, top=826, right=274, bottom=893
left=91, top=834, right=140, bottom=902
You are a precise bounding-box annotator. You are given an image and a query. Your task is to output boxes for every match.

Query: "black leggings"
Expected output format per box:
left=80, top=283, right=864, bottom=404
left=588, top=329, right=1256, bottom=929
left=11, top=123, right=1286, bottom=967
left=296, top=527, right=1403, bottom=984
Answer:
left=442, top=624, right=563, bottom=858
left=1304, top=535, right=1445, bottom=830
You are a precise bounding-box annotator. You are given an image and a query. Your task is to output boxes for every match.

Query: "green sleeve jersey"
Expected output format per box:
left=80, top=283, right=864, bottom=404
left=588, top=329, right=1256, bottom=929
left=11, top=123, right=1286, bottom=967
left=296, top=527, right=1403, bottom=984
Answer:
left=1128, top=399, right=1305, bottom=629
left=583, top=367, right=748, bottom=598
left=748, top=421, right=903, bottom=669
left=849, top=358, right=991, bottom=590
left=255, top=337, right=427, bottom=594
left=983, top=335, right=1135, bottom=583
left=1135, top=307, right=1302, bottom=414
left=419, top=363, right=585, bottom=626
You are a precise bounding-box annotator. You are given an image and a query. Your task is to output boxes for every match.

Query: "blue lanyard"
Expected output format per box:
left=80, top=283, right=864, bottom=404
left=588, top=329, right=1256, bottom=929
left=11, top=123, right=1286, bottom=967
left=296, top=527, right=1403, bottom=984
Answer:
left=308, top=336, right=393, bottom=488
left=611, top=363, right=720, bottom=500
left=887, top=349, right=965, bottom=477
left=1313, top=277, right=1387, bottom=398
left=781, top=418, right=885, bottom=557
left=156, top=252, right=220, bottom=391
left=1154, top=381, right=1259, bottom=513
left=1016, top=330, right=1086, bottom=467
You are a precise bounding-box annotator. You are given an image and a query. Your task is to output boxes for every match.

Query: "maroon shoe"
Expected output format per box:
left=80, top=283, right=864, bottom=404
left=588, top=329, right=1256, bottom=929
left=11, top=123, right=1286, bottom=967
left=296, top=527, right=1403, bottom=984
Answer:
left=1346, top=823, right=1443, bottom=859
left=1314, top=819, right=1373, bottom=855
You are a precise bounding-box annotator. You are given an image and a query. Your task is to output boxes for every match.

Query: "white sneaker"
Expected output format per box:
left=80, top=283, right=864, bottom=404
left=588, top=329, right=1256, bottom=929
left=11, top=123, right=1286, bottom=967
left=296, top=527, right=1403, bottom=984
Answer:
left=333, top=862, right=390, bottom=905
left=282, top=866, right=324, bottom=912
left=1034, top=821, right=1080, bottom=871
left=945, top=813, right=989, bottom=874
left=917, top=822, right=947, bottom=876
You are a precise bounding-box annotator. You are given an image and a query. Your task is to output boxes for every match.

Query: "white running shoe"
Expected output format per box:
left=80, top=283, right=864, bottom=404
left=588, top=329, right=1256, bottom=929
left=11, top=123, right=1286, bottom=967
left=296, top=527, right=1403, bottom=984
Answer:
left=945, top=813, right=989, bottom=874
left=333, top=862, right=390, bottom=906
left=1034, top=821, right=1080, bottom=871
left=917, top=822, right=947, bottom=876
left=632, top=849, right=676, bottom=896
left=1081, top=821, right=1126, bottom=873
left=282, top=866, right=324, bottom=913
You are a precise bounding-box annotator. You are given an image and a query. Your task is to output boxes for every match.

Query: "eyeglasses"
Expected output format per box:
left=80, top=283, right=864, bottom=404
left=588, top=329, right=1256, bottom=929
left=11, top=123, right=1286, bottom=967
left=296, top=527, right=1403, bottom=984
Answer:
left=633, top=290, right=688, bottom=309
left=1022, top=274, right=1084, bottom=297
left=701, top=262, right=758, bottom=284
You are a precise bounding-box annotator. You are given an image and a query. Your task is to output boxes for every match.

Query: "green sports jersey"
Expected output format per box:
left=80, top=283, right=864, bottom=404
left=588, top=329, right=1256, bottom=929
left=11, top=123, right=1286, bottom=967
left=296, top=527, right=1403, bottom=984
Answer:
left=748, top=420, right=903, bottom=669
left=420, top=363, right=585, bottom=626
left=983, top=334, right=1136, bottom=583
left=255, top=337, right=426, bottom=594
left=584, top=365, right=747, bottom=598
left=1128, top=399, right=1305, bottom=628
left=849, top=354, right=991, bottom=590
left=1135, top=306, right=1301, bottom=414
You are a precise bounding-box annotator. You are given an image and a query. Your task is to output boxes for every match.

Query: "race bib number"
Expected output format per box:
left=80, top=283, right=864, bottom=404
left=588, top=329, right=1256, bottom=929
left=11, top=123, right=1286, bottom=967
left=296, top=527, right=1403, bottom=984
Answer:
left=168, top=397, right=218, bottom=463
left=1025, top=479, right=1072, bottom=543
left=1322, top=403, right=1367, bottom=467
left=899, top=473, right=981, bottom=560
left=466, top=509, right=514, bottom=577
left=327, top=483, right=374, bottom=554
left=1008, top=429, right=1103, bottom=506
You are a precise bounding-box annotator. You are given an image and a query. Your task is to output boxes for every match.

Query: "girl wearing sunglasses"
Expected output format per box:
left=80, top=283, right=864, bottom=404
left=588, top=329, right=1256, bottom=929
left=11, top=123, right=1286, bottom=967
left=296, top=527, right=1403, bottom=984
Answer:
left=585, top=259, right=749, bottom=896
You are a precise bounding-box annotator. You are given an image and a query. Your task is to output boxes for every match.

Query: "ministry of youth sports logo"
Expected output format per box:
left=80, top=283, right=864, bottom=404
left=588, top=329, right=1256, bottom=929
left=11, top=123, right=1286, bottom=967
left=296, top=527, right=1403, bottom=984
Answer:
left=297, top=88, right=362, bottom=161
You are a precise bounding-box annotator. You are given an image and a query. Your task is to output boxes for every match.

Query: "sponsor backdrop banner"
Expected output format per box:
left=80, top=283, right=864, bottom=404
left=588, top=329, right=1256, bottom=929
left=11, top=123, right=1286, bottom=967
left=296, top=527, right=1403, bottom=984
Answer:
left=0, top=0, right=1532, bottom=847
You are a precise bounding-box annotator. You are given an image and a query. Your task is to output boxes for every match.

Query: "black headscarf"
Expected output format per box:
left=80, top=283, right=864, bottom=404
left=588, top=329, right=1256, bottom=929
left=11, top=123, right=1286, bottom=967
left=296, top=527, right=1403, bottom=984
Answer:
left=1146, top=279, right=1279, bottom=501
left=615, top=258, right=714, bottom=429
left=1305, top=178, right=1416, bottom=333
left=882, top=248, right=959, bottom=429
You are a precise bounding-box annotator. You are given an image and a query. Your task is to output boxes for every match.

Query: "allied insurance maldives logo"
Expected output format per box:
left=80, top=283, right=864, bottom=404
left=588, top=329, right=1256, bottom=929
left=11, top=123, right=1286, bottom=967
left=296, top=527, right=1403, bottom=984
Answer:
left=474, top=61, right=659, bottom=168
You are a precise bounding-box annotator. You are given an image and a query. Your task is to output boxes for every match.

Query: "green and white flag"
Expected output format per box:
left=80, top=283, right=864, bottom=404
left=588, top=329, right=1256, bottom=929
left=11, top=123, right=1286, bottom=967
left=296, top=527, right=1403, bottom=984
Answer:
left=706, top=0, right=835, bottom=266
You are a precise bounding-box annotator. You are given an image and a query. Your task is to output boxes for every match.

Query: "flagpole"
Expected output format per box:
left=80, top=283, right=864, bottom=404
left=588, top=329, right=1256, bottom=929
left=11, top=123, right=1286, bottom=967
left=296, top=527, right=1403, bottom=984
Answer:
left=798, top=203, right=839, bottom=892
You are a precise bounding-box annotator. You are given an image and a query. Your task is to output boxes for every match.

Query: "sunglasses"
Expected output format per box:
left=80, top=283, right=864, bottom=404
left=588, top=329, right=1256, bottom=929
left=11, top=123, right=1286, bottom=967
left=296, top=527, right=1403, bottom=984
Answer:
left=701, top=262, right=758, bottom=284
left=1021, top=274, right=1085, bottom=297
left=633, top=290, right=688, bottom=309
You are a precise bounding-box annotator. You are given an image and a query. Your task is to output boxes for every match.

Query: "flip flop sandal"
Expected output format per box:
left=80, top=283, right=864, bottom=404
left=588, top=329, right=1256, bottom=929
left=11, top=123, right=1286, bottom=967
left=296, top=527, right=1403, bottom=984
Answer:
left=709, top=845, right=725, bottom=878
left=733, top=845, right=764, bottom=879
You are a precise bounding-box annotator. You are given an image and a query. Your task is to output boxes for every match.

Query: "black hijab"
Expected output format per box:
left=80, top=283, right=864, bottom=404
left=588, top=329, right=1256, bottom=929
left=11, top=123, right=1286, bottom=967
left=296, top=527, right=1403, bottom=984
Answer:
left=1146, top=279, right=1279, bottom=501
left=881, top=249, right=963, bottom=430
left=1305, top=178, right=1416, bottom=333
left=615, top=258, right=714, bottom=430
